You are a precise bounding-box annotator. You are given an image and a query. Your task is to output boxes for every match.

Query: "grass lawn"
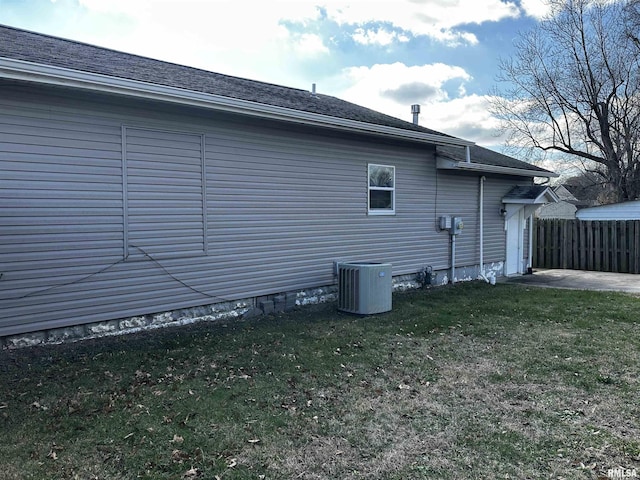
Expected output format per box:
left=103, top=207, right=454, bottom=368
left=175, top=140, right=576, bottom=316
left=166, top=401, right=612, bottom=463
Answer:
left=1, top=282, right=639, bottom=479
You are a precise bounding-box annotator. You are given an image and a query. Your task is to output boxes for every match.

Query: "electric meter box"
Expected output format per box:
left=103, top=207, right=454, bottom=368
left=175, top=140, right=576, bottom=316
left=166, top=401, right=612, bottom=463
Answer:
left=452, top=217, right=464, bottom=235
left=439, top=215, right=452, bottom=230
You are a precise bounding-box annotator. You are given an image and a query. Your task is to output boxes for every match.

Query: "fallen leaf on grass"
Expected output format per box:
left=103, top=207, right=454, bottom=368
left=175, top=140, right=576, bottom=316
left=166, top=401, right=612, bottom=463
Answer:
left=31, top=401, right=48, bottom=411
left=172, top=449, right=190, bottom=463
left=170, top=434, right=184, bottom=444
left=226, top=457, right=237, bottom=468
left=398, top=383, right=411, bottom=390
left=247, top=439, right=260, bottom=444
left=183, top=466, right=201, bottom=478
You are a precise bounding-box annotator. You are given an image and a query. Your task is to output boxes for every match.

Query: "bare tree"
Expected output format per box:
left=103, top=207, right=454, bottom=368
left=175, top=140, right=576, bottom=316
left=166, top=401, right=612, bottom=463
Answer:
left=492, top=0, right=640, bottom=202
left=626, top=0, right=640, bottom=47
left=564, top=171, right=617, bottom=204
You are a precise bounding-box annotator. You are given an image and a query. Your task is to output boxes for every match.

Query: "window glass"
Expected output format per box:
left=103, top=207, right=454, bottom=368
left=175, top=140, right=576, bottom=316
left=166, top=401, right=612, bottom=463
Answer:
left=368, top=164, right=395, bottom=214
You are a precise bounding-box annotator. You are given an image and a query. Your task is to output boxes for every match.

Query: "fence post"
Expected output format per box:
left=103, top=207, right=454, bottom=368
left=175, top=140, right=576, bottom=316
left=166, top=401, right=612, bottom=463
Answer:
left=571, top=219, right=578, bottom=269
left=561, top=220, right=568, bottom=269
left=593, top=220, right=602, bottom=272
left=611, top=222, right=619, bottom=272
left=634, top=220, right=640, bottom=274
left=551, top=219, right=558, bottom=268
left=603, top=221, right=610, bottom=271
left=543, top=220, right=550, bottom=268
left=621, top=221, right=628, bottom=273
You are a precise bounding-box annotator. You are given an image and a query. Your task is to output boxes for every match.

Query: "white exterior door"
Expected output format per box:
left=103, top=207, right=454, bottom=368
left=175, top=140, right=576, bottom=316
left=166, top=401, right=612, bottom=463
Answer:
left=505, top=208, right=524, bottom=275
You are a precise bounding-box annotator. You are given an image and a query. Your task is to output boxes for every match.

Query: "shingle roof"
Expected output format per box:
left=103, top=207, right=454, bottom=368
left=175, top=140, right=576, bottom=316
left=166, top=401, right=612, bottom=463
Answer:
left=0, top=24, right=554, bottom=176
left=436, top=145, right=553, bottom=174
left=0, top=24, right=443, bottom=135
left=503, top=185, right=556, bottom=201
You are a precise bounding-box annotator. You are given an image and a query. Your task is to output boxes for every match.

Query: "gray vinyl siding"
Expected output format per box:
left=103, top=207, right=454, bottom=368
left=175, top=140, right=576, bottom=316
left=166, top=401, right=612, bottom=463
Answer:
left=124, top=127, right=207, bottom=259
left=433, top=173, right=530, bottom=268
left=483, top=176, right=528, bottom=263
left=0, top=83, right=525, bottom=336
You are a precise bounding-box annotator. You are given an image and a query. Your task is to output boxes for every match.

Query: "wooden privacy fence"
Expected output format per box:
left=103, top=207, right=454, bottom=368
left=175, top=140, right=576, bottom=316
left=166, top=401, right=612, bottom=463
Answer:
left=533, top=219, right=640, bottom=273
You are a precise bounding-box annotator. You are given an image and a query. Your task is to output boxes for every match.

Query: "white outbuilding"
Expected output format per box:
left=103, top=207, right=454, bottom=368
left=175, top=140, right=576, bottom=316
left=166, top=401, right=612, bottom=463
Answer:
left=576, top=200, right=640, bottom=220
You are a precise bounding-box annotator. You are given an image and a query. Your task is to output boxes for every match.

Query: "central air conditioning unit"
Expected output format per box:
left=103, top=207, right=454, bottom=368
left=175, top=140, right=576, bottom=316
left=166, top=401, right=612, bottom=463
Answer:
left=337, top=262, right=392, bottom=314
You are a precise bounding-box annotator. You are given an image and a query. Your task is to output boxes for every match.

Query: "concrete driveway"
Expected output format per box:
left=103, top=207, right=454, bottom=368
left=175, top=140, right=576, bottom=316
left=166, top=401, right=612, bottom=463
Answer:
left=505, top=268, right=640, bottom=294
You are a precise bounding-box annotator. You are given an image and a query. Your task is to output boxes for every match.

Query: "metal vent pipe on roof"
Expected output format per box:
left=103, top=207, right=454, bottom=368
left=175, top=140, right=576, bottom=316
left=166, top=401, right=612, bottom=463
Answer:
left=411, top=104, right=420, bottom=125
left=312, top=83, right=316, bottom=94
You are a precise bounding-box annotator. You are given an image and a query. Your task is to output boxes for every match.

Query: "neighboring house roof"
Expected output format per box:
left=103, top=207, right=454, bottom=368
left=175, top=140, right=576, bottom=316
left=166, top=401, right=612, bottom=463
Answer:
left=552, top=185, right=579, bottom=203
left=0, top=24, right=556, bottom=178
left=562, top=184, right=602, bottom=207
left=576, top=200, right=640, bottom=220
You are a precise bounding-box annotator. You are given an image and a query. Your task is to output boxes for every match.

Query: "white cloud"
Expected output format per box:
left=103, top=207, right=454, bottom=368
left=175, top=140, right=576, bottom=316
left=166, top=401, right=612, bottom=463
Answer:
left=352, top=27, right=410, bottom=46
left=68, top=0, right=325, bottom=84
left=519, top=0, right=551, bottom=19
left=328, top=63, right=505, bottom=144
left=341, top=62, right=470, bottom=102
left=316, top=0, right=520, bottom=45
left=423, top=94, right=505, bottom=145
left=292, top=33, right=330, bottom=56
left=76, top=0, right=521, bottom=49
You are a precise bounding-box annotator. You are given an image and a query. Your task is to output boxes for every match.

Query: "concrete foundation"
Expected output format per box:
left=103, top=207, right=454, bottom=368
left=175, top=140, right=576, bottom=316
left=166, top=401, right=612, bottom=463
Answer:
left=2, top=265, right=497, bottom=349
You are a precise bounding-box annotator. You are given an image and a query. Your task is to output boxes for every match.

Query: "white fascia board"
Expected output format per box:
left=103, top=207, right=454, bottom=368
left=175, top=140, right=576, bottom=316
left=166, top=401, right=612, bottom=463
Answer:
left=0, top=57, right=474, bottom=148
left=502, top=198, right=539, bottom=204
left=437, top=158, right=558, bottom=178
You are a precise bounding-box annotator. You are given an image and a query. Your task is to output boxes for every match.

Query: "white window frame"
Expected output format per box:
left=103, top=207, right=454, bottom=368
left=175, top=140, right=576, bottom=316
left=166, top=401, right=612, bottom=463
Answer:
left=368, top=164, right=396, bottom=215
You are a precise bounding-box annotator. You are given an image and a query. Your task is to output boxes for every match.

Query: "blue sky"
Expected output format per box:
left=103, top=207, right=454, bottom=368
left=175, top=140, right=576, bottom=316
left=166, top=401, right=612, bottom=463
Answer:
left=0, top=0, right=549, bottom=149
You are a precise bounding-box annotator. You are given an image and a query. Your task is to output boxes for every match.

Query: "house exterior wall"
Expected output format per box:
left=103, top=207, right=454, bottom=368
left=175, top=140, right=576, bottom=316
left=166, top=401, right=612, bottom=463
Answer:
left=433, top=171, right=525, bottom=269
left=536, top=201, right=577, bottom=219
left=1, top=83, right=529, bottom=337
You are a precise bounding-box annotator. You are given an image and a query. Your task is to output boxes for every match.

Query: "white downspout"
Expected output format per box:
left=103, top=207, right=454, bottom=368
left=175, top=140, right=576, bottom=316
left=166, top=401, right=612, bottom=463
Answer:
left=450, top=232, right=456, bottom=284
left=527, top=214, right=534, bottom=273
left=479, top=176, right=486, bottom=281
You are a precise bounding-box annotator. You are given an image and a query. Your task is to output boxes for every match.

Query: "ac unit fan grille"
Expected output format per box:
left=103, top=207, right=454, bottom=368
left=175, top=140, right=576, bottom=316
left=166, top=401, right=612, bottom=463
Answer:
left=338, top=266, right=360, bottom=313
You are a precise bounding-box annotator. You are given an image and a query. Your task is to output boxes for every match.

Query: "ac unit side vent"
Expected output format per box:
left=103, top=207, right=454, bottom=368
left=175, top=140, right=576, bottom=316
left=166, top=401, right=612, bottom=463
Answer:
left=337, top=262, right=392, bottom=315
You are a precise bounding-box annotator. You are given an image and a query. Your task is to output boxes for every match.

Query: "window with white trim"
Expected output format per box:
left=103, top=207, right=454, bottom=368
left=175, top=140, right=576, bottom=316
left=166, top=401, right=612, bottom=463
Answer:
left=368, top=164, right=395, bottom=214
